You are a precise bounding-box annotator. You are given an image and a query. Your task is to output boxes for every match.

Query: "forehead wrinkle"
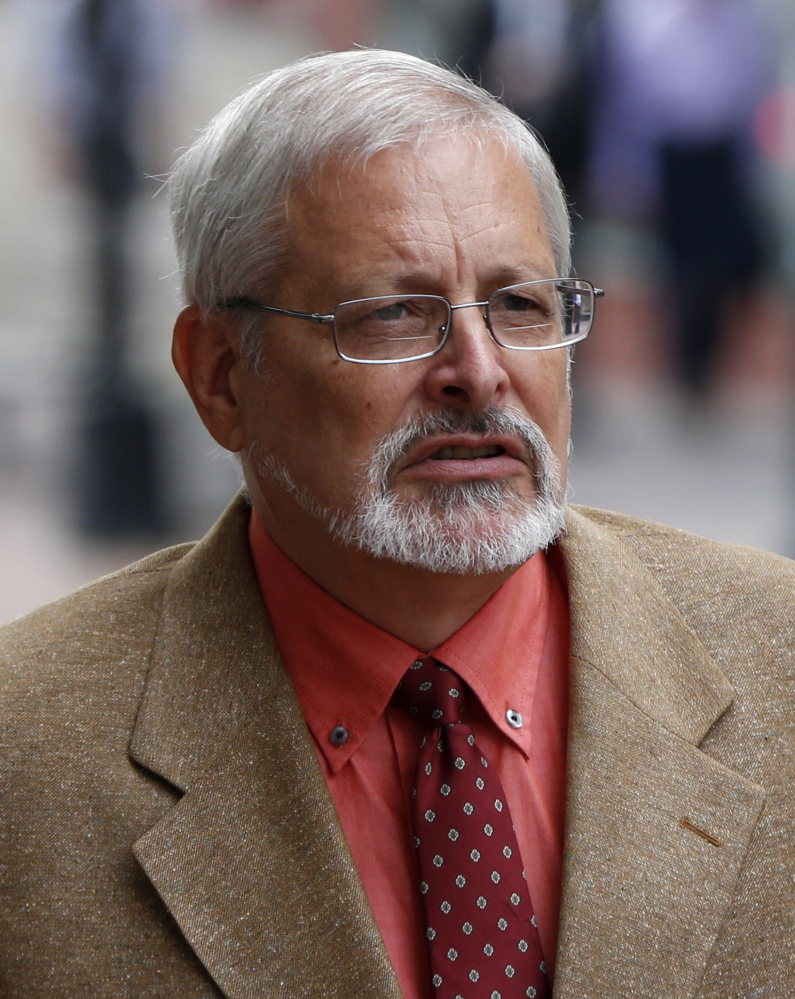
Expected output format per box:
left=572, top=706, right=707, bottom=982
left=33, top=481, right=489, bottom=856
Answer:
left=279, top=134, right=555, bottom=302
left=413, top=154, right=553, bottom=287
left=380, top=190, right=512, bottom=264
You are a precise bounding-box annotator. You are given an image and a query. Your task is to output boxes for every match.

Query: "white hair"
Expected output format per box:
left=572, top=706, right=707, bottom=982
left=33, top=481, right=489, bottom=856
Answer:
left=169, top=49, right=572, bottom=341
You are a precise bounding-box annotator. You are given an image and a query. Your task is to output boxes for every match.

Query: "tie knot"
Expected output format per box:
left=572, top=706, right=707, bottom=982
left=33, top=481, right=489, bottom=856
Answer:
left=392, top=658, right=469, bottom=727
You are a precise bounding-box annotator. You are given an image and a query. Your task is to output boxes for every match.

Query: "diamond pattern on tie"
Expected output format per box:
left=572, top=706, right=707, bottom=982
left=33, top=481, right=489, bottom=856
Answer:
left=393, top=658, right=550, bottom=999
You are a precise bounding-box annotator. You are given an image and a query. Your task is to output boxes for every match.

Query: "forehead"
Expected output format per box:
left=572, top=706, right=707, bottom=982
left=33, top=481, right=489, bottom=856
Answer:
left=280, top=134, right=556, bottom=299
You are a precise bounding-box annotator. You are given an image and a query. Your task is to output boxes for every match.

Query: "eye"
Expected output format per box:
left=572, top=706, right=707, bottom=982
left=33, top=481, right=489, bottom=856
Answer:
left=489, top=288, right=551, bottom=320
left=372, top=301, right=409, bottom=321
left=490, top=287, right=552, bottom=315
left=335, top=296, right=447, bottom=361
left=502, top=293, right=540, bottom=312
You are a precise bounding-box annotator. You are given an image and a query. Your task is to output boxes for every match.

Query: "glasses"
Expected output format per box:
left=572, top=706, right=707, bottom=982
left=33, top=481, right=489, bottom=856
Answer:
left=220, top=278, right=603, bottom=364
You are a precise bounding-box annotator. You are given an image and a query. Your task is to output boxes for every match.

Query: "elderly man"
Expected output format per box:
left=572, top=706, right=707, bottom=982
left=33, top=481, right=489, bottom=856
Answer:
left=1, top=49, right=794, bottom=999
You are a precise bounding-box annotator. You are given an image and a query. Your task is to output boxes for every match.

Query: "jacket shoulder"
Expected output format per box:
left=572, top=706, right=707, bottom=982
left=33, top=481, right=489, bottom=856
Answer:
left=568, top=503, right=795, bottom=582
left=566, top=504, right=795, bottom=681
left=0, top=541, right=195, bottom=714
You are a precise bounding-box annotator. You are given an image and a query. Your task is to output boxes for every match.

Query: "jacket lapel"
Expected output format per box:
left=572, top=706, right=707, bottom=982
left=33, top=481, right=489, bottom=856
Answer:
left=553, top=509, right=766, bottom=999
left=129, top=499, right=402, bottom=999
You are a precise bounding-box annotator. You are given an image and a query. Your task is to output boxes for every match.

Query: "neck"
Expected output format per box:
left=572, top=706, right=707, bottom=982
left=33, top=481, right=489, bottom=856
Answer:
left=252, top=500, right=518, bottom=651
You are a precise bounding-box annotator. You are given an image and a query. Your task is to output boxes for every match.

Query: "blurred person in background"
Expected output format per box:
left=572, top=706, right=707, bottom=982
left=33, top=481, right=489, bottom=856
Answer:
left=588, top=0, right=776, bottom=399
left=2, top=48, right=795, bottom=999
left=478, top=0, right=598, bottom=209
left=19, top=0, right=183, bottom=535
left=383, top=0, right=493, bottom=77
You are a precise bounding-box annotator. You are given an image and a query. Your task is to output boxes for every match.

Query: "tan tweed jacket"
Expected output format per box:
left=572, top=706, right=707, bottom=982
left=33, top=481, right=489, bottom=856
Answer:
left=1, top=496, right=794, bottom=997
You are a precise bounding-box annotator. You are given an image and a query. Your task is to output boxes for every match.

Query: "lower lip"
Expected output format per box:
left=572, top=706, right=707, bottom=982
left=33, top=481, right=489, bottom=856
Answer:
left=399, top=454, right=527, bottom=482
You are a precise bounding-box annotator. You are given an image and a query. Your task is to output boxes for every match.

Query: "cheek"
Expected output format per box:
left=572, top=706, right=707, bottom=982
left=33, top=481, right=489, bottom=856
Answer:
left=515, top=355, right=570, bottom=424
left=307, top=360, right=420, bottom=434
left=247, top=360, right=413, bottom=487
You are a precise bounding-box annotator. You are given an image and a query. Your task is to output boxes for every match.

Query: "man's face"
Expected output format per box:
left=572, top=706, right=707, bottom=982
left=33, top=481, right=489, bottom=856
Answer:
left=236, top=134, right=571, bottom=569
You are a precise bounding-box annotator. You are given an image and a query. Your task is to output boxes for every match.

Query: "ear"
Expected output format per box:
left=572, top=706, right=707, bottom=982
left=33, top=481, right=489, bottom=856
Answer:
left=172, top=304, right=245, bottom=453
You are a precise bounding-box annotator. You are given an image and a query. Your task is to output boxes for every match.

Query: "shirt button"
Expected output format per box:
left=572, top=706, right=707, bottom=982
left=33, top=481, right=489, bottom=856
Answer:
left=329, top=725, right=350, bottom=747
left=505, top=709, right=523, bottom=729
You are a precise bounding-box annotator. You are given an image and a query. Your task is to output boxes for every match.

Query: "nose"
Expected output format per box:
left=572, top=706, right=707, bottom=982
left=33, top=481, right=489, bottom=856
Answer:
left=422, top=300, right=511, bottom=411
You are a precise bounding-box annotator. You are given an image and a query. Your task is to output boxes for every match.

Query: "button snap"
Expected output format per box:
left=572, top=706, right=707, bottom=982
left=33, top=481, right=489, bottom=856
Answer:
left=329, top=725, right=350, bottom=747
left=505, top=709, right=523, bottom=729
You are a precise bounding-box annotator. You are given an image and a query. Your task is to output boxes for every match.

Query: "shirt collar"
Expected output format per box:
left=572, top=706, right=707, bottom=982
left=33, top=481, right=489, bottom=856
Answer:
left=248, top=510, right=554, bottom=771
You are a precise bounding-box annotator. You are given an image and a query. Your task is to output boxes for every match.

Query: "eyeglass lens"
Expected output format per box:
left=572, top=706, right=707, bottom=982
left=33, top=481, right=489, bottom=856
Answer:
left=332, top=279, right=594, bottom=361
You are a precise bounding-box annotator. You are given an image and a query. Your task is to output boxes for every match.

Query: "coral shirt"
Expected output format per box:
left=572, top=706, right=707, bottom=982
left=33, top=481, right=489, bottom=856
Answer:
left=248, top=511, right=570, bottom=999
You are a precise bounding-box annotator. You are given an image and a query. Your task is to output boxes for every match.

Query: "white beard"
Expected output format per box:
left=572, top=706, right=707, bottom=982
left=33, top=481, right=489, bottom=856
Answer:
left=252, top=406, right=567, bottom=576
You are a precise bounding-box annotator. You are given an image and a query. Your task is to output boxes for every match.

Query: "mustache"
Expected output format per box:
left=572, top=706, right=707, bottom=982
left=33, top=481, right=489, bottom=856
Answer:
left=367, top=406, right=562, bottom=494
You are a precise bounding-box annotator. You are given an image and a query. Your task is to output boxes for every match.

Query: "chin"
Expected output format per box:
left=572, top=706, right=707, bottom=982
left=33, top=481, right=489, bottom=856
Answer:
left=331, top=478, right=567, bottom=576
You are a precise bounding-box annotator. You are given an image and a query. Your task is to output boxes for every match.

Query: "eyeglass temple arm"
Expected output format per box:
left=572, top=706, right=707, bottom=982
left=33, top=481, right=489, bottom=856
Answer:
left=220, top=298, right=334, bottom=324
left=553, top=283, right=604, bottom=298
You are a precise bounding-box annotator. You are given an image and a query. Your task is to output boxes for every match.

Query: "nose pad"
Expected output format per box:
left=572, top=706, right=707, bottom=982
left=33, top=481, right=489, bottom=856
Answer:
left=443, top=301, right=494, bottom=345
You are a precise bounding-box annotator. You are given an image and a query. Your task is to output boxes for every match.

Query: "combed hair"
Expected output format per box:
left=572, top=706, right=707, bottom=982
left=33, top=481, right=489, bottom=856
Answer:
left=169, top=48, right=572, bottom=322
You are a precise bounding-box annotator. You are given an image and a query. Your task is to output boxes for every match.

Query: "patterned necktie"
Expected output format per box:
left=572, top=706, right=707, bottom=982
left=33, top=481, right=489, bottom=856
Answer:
left=393, top=657, right=550, bottom=999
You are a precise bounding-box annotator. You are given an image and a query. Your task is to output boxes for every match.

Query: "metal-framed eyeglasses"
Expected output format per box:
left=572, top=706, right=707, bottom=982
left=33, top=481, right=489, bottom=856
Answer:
left=220, top=277, right=604, bottom=365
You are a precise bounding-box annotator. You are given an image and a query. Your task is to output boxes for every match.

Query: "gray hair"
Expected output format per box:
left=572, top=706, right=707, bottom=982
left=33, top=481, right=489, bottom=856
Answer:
left=169, top=48, right=571, bottom=333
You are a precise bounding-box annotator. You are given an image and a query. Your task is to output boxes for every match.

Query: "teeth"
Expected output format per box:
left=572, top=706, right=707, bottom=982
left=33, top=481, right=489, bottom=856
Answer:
left=430, top=445, right=504, bottom=460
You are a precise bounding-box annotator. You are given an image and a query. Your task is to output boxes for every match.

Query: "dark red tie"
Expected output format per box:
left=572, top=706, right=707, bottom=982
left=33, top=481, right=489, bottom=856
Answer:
left=393, top=658, right=550, bottom=999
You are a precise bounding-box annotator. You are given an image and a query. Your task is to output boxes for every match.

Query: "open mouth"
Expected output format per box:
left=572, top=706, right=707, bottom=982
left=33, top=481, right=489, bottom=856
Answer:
left=428, top=444, right=506, bottom=460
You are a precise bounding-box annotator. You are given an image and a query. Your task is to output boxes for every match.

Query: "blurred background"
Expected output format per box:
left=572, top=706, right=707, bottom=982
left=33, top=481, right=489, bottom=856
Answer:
left=1, top=0, right=795, bottom=623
